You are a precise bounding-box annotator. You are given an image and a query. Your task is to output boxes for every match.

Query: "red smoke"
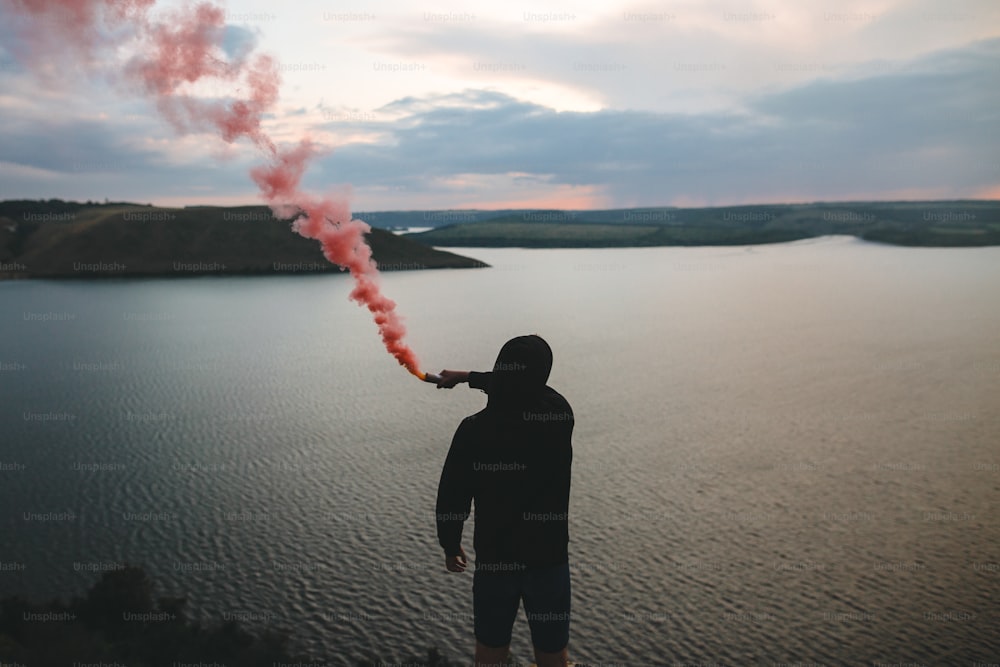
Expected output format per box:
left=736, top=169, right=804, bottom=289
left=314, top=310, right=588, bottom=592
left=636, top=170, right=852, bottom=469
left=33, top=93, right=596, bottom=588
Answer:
left=251, top=142, right=422, bottom=376
left=5, top=0, right=423, bottom=376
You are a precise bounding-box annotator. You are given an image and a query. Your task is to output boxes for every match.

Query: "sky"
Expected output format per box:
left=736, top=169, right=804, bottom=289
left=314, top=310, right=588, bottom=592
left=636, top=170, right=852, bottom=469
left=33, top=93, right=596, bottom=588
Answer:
left=0, top=0, right=998, bottom=211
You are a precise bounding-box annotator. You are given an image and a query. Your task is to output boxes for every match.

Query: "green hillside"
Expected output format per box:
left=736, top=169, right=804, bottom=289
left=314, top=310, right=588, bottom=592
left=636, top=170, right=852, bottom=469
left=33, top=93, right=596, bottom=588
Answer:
left=0, top=201, right=487, bottom=278
left=408, top=200, right=1000, bottom=247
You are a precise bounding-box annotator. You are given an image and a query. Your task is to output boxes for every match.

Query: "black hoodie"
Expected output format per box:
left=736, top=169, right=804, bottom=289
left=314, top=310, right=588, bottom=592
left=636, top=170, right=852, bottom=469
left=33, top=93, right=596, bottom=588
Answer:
left=435, top=335, right=574, bottom=571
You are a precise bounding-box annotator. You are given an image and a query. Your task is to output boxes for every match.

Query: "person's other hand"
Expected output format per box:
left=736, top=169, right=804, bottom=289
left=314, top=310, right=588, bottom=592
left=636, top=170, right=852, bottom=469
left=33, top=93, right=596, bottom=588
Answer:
left=446, top=547, right=468, bottom=572
left=436, top=370, right=470, bottom=389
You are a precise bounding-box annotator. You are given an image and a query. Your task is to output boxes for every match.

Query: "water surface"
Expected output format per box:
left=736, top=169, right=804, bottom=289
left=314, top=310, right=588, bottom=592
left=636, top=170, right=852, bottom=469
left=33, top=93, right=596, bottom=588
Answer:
left=2, top=237, right=998, bottom=664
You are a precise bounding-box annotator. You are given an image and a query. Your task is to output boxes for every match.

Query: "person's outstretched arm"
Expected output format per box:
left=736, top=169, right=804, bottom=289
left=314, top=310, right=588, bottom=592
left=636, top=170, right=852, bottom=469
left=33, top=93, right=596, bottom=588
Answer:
left=434, top=370, right=491, bottom=393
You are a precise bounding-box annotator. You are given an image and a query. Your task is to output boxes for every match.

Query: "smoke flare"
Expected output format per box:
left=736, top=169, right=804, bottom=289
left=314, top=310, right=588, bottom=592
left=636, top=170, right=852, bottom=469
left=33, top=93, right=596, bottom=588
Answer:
left=251, top=141, right=422, bottom=377
left=5, top=0, right=423, bottom=376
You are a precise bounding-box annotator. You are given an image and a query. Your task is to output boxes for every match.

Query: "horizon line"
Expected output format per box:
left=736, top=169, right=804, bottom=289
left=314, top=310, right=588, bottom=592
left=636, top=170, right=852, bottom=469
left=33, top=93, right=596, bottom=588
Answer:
left=4, top=196, right=998, bottom=213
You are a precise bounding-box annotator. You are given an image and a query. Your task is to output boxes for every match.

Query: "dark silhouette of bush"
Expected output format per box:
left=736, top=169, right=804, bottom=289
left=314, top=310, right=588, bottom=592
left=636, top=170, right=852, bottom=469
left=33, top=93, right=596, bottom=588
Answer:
left=0, top=564, right=466, bottom=666
left=355, top=646, right=471, bottom=666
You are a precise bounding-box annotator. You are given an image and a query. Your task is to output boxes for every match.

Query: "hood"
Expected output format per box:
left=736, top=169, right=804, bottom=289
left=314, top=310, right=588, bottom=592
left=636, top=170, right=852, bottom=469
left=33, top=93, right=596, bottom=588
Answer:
left=486, top=334, right=553, bottom=412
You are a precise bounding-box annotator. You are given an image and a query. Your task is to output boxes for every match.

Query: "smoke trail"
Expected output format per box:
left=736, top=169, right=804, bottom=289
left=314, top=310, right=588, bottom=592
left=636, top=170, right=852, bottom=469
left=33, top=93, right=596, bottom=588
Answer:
left=4, top=0, right=423, bottom=376
left=251, top=142, right=422, bottom=376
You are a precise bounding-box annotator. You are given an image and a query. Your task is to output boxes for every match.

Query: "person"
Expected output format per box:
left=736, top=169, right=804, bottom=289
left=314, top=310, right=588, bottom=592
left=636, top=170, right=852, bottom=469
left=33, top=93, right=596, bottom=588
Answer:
left=433, top=334, right=574, bottom=667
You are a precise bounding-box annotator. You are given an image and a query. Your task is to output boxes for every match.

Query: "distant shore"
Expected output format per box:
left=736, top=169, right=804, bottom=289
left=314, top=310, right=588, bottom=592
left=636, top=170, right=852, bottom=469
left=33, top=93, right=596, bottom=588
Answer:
left=2, top=199, right=997, bottom=279
left=405, top=200, right=1000, bottom=248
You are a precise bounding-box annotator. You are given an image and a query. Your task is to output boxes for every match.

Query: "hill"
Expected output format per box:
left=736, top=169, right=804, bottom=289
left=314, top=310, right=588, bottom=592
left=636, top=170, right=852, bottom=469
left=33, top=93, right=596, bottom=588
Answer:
left=407, top=200, right=1000, bottom=247
left=0, top=201, right=487, bottom=279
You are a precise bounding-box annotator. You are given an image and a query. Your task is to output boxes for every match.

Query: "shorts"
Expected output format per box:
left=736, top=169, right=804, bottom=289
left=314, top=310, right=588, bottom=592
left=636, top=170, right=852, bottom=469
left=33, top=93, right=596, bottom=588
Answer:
left=473, top=562, right=571, bottom=652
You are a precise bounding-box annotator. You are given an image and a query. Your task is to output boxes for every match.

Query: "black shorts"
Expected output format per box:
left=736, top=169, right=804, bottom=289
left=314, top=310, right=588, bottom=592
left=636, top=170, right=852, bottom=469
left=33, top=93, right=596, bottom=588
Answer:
left=473, top=562, right=571, bottom=652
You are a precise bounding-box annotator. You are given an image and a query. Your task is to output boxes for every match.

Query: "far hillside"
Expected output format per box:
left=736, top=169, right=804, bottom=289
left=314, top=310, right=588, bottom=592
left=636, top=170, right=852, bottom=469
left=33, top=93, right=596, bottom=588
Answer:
left=406, top=200, right=1000, bottom=247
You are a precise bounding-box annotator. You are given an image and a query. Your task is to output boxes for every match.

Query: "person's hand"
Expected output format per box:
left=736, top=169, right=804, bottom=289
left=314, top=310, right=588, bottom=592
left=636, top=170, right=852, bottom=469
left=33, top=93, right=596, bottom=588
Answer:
left=445, top=547, right=468, bottom=572
left=436, top=370, right=470, bottom=389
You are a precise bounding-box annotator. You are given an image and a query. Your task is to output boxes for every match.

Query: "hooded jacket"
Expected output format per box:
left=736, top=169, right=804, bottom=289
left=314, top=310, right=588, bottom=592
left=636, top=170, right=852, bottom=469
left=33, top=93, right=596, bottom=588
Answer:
left=435, top=335, right=574, bottom=571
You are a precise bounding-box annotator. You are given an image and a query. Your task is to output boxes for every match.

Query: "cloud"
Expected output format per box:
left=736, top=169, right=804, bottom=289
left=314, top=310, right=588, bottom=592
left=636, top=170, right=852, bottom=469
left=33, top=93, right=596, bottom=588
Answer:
left=0, top=107, right=259, bottom=203
left=312, top=38, right=999, bottom=208
left=352, top=0, right=1000, bottom=115
left=0, top=6, right=995, bottom=210
left=222, top=24, right=260, bottom=62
